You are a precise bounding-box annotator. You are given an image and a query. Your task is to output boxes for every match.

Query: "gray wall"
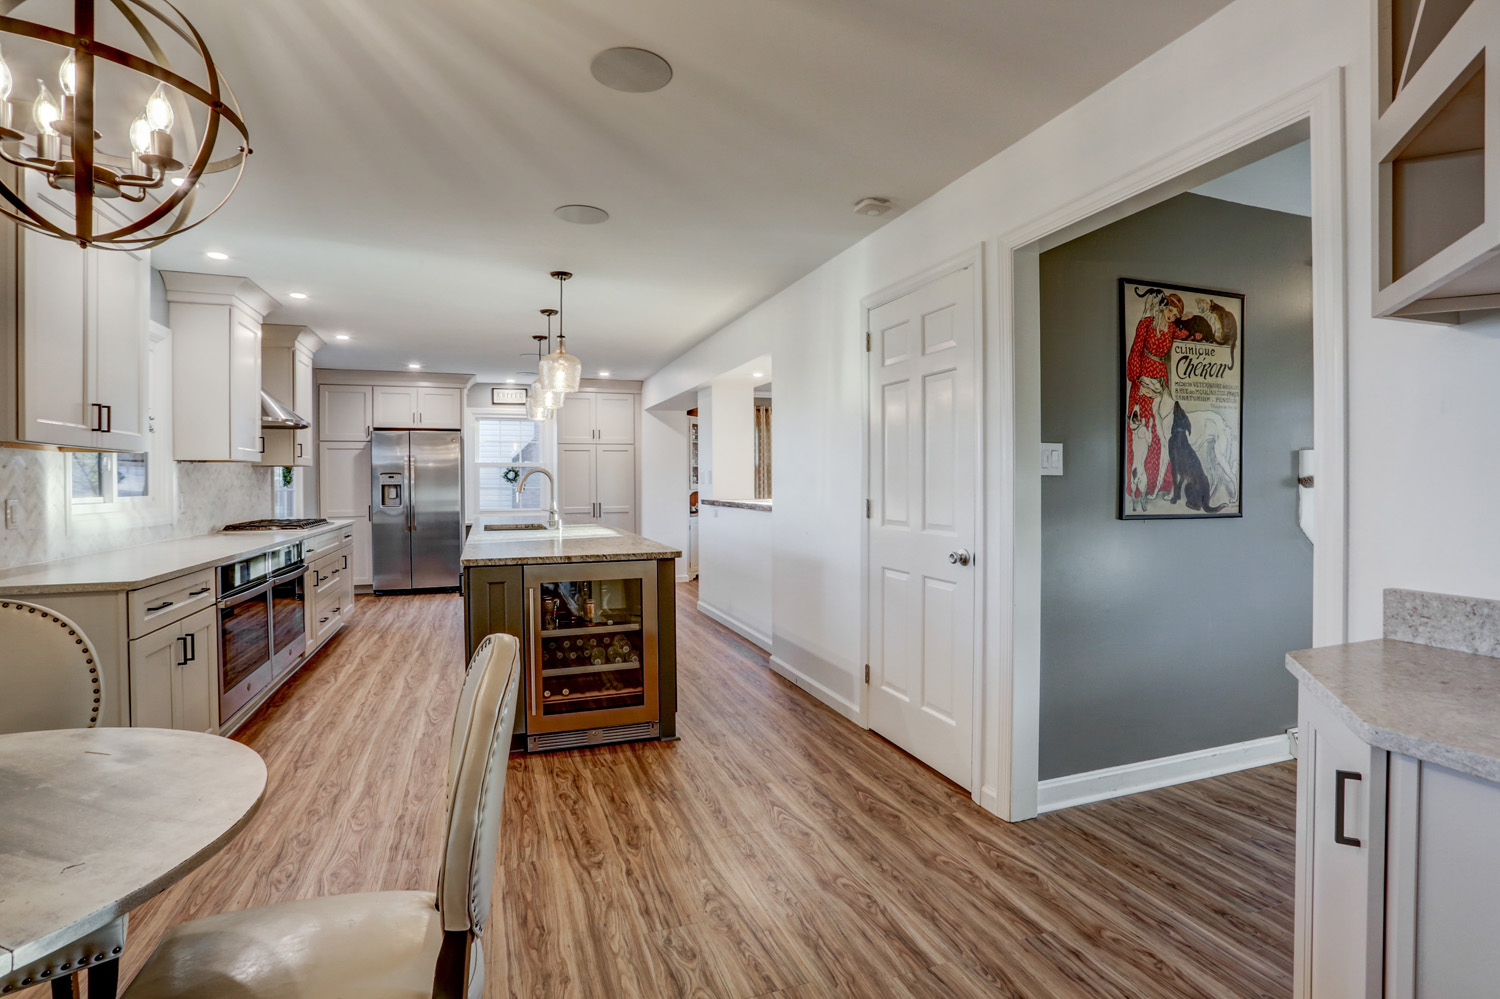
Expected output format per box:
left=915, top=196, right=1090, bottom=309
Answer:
left=1038, top=192, right=1312, bottom=780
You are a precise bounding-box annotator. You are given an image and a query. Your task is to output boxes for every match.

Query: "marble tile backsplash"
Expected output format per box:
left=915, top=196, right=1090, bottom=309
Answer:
left=1384, top=588, right=1500, bottom=658
left=0, top=448, right=272, bottom=570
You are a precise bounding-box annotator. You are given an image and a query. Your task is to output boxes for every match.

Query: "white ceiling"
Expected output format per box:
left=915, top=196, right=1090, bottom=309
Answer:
left=148, top=0, right=1234, bottom=380
left=1191, top=141, right=1311, bottom=217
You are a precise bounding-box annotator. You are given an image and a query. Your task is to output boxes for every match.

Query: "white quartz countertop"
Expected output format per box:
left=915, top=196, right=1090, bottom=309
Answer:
left=1287, top=639, right=1500, bottom=782
left=461, top=524, right=681, bottom=567
left=0, top=521, right=355, bottom=596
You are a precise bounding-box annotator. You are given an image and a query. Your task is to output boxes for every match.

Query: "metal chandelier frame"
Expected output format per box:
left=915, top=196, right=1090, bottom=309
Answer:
left=0, top=0, right=248, bottom=248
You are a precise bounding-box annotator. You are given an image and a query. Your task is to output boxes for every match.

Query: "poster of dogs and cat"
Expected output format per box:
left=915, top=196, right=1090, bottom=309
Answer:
left=1119, top=278, right=1242, bottom=520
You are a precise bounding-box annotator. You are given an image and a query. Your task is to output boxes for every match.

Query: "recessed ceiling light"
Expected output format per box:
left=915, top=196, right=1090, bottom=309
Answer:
left=407, top=363, right=422, bottom=369
left=205, top=251, right=229, bottom=260
left=288, top=292, right=308, bottom=300
left=599, top=371, right=612, bottom=378
left=334, top=334, right=350, bottom=340
left=505, top=378, right=516, bottom=383
left=752, top=372, right=764, bottom=378
left=554, top=204, right=610, bottom=225
left=591, top=47, right=673, bottom=93
left=171, top=177, right=185, bottom=187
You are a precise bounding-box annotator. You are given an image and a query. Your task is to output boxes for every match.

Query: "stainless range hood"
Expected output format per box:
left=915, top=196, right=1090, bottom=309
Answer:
left=260, top=390, right=310, bottom=429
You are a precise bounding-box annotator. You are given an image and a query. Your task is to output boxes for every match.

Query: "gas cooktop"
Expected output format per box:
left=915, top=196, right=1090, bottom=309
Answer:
left=222, top=518, right=331, bottom=532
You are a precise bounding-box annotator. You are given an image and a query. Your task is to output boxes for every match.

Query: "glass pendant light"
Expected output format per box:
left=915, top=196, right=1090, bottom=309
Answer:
left=538, top=270, right=582, bottom=394
left=526, top=335, right=561, bottom=419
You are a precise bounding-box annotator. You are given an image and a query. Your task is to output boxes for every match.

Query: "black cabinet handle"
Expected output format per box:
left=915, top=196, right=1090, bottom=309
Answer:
left=186, top=631, right=196, bottom=662
left=258, top=436, right=266, bottom=454
left=146, top=600, right=174, bottom=613
left=1335, top=770, right=1362, bottom=847
left=177, top=635, right=189, bottom=667
left=319, top=616, right=330, bottom=624
left=189, top=587, right=211, bottom=597
left=296, top=442, right=303, bottom=459
left=102, top=405, right=111, bottom=433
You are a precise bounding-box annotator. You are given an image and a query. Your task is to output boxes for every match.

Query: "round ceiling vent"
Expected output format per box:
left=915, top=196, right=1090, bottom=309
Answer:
left=591, top=47, right=673, bottom=93
left=554, top=204, right=611, bottom=224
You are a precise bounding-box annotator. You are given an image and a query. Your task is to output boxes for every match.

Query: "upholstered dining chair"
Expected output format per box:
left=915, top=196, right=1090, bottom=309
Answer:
left=0, top=599, right=129, bottom=999
left=119, top=632, right=521, bottom=999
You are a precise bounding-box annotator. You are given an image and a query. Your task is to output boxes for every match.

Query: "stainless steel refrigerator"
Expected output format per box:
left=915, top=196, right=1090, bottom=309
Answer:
left=371, top=430, right=463, bottom=592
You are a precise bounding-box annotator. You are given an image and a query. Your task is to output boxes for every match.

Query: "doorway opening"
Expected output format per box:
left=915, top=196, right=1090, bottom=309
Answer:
left=992, top=73, right=1347, bottom=822
left=1035, top=143, right=1314, bottom=808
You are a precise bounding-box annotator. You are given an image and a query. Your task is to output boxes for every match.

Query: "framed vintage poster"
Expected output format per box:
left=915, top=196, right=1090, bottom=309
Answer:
left=1119, top=278, right=1243, bottom=520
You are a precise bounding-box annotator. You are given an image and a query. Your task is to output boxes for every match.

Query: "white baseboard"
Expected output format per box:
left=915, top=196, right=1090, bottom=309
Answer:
left=977, top=784, right=1002, bottom=818
left=1036, top=734, right=1294, bottom=813
left=769, top=655, right=862, bottom=725
left=694, top=600, right=773, bottom=652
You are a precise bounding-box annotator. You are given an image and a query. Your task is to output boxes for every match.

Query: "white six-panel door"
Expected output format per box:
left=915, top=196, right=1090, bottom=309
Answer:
left=866, top=265, right=978, bottom=788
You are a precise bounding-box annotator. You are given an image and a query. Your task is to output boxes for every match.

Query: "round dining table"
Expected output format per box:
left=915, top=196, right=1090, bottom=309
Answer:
left=0, top=728, right=266, bottom=991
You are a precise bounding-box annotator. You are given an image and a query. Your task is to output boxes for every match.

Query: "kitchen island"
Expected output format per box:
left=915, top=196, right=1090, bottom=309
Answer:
left=462, top=523, right=681, bottom=752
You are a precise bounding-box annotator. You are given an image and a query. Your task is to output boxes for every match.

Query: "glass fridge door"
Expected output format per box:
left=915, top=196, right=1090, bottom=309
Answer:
left=526, top=563, right=658, bottom=733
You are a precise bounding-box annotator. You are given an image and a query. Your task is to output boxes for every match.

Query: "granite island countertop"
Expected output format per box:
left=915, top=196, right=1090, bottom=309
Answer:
left=700, top=498, right=772, bottom=512
left=0, top=520, right=355, bottom=595
left=461, top=523, right=681, bottom=567
left=1287, top=639, right=1500, bottom=783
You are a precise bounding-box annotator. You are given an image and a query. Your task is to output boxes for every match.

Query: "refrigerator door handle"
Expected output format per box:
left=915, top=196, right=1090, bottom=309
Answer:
left=407, top=456, right=415, bottom=532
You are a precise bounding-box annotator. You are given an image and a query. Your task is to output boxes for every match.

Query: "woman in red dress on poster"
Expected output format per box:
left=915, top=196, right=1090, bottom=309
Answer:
left=1125, top=290, right=1193, bottom=503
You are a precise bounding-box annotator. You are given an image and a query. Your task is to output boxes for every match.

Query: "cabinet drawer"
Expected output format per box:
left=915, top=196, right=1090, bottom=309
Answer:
left=128, top=568, right=216, bottom=638
left=309, top=545, right=352, bottom=592
left=311, top=579, right=352, bottom=644
left=303, top=528, right=344, bottom=560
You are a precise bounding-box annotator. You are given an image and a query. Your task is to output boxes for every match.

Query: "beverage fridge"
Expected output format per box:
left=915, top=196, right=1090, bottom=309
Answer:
left=371, top=430, right=463, bottom=592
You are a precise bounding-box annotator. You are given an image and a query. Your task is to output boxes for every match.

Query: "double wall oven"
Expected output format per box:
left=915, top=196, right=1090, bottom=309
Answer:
left=217, top=542, right=307, bottom=724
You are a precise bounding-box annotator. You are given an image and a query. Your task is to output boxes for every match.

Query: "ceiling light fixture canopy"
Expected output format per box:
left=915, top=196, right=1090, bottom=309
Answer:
left=0, top=0, right=249, bottom=248
left=538, top=271, right=582, bottom=394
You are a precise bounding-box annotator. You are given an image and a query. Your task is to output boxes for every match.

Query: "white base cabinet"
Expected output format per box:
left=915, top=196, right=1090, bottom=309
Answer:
left=1295, top=685, right=1500, bottom=998
left=128, top=607, right=218, bottom=733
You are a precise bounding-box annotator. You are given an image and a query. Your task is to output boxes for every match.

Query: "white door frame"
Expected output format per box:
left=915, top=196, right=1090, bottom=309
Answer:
left=991, top=70, right=1349, bottom=820
left=860, top=245, right=987, bottom=791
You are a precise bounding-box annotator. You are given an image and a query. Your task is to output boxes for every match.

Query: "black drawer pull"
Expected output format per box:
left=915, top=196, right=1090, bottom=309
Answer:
left=319, top=616, right=330, bottom=624
left=146, top=600, right=174, bottom=613
left=1335, top=770, right=1362, bottom=847
left=188, top=587, right=211, bottom=597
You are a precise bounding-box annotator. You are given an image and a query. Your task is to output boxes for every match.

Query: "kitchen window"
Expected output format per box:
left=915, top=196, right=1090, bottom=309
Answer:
left=473, top=415, right=548, bottom=512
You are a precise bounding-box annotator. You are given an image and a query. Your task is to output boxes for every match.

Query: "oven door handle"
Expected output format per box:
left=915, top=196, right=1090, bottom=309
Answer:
left=272, top=564, right=309, bottom=582
left=218, top=578, right=273, bottom=607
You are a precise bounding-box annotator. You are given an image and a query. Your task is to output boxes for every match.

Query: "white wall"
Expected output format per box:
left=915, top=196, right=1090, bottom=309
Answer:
left=639, top=408, right=689, bottom=578
left=697, top=504, right=773, bottom=648
left=707, top=377, right=755, bottom=499
left=643, top=0, right=1500, bottom=800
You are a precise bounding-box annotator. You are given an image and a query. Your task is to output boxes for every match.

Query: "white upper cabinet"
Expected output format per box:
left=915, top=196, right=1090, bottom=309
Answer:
left=558, top=391, right=635, bottom=444
left=18, top=228, right=92, bottom=448
left=258, top=325, right=323, bottom=467
left=373, top=385, right=418, bottom=428
left=162, top=272, right=277, bottom=462
left=372, top=384, right=462, bottom=428
left=320, top=384, right=372, bottom=441
left=1373, top=0, right=1500, bottom=320
left=91, top=247, right=150, bottom=452
left=416, top=386, right=462, bottom=428
left=1, top=223, right=149, bottom=451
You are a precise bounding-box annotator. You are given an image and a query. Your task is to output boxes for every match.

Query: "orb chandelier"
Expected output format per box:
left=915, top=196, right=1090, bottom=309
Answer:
left=0, top=0, right=249, bottom=248
left=526, top=335, right=561, bottom=420
left=539, top=270, right=582, bottom=394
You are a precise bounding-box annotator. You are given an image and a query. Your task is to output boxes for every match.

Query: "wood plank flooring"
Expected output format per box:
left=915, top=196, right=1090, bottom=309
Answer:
left=44, top=582, right=1295, bottom=998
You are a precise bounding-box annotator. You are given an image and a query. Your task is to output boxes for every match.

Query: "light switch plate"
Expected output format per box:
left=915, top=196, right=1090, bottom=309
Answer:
left=1040, top=443, right=1064, bottom=476
left=3, top=498, right=17, bottom=529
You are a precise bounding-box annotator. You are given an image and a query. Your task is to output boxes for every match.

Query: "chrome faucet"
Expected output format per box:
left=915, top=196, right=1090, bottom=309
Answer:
left=516, top=468, right=560, bottom=531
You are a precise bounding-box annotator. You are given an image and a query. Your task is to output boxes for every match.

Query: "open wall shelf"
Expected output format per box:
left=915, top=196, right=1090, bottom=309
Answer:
left=1374, top=0, right=1500, bottom=320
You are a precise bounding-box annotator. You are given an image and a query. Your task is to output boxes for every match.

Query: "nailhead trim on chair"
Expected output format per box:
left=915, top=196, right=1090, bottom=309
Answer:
left=1, top=602, right=102, bottom=726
